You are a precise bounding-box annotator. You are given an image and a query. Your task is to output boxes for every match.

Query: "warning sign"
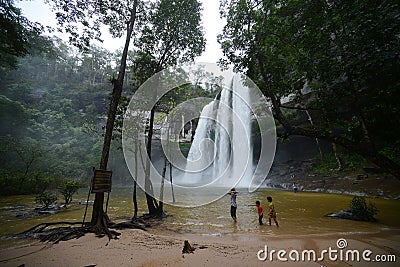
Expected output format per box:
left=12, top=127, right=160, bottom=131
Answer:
left=91, top=169, right=112, bottom=193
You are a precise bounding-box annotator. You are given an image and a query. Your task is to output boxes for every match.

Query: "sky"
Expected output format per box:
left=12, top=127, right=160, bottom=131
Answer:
left=16, top=0, right=225, bottom=63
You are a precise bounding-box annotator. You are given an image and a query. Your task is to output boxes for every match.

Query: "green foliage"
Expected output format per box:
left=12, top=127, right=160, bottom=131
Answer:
left=0, top=0, right=43, bottom=69
left=0, top=169, right=54, bottom=195
left=58, top=180, right=81, bottom=206
left=30, top=172, right=56, bottom=193
left=35, top=191, right=57, bottom=208
left=0, top=96, right=30, bottom=137
left=349, top=196, right=378, bottom=222
left=130, top=0, right=205, bottom=85
left=0, top=37, right=112, bottom=182
left=179, top=143, right=191, bottom=158
left=45, top=0, right=136, bottom=50
left=313, top=152, right=367, bottom=173
left=313, top=154, right=338, bottom=173
left=380, top=143, right=400, bottom=165
left=219, top=0, right=400, bottom=175
left=136, top=0, right=205, bottom=67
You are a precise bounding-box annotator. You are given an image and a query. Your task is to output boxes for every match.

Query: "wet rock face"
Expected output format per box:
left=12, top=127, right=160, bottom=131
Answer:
left=257, top=134, right=400, bottom=199
left=257, top=135, right=328, bottom=183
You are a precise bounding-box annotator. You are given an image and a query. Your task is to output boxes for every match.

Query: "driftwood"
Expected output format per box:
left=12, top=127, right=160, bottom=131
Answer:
left=182, top=240, right=195, bottom=254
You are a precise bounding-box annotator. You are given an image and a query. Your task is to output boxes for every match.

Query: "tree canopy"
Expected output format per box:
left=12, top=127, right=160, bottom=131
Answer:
left=219, top=0, right=400, bottom=177
left=0, top=0, right=45, bottom=69
left=129, top=0, right=206, bottom=216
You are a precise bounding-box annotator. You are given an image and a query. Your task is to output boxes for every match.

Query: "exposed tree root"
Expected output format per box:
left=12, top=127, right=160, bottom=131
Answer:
left=15, top=222, right=90, bottom=243
left=14, top=217, right=149, bottom=244
left=139, top=211, right=168, bottom=220
left=131, top=216, right=152, bottom=228
left=109, top=221, right=147, bottom=231
left=20, top=222, right=84, bottom=235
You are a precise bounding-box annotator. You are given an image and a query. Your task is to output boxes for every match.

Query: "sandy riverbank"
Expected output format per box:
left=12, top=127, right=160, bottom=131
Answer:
left=0, top=228, right=399, bottom=267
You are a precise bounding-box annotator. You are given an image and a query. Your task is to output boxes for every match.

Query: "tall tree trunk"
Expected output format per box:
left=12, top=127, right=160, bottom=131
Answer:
left=166, top=125, right=176, bottom=203
left=144, top=72, right=164, bottom=216
left=91, top=1, right=138, bottom=230
left=332, top=142, right=343, bottom=171
left=305, top=109, right=323, bottom=158
left=169, top=163, right=175, bottom=203
left=133, top=180, right=138, bottom=218
left=159, top=157, right=167, bottom=213
left=358, top=113, right=376, bottom=152
left=144, top=108, right=160, bottom=215
left=306, top=108, right=342, bottom=171
left=133, top=141, right=148, bottom=219
left=133, top=140, right=139, bottom=219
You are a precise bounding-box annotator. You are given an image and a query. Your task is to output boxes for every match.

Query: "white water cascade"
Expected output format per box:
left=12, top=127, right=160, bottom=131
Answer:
left=179, top=77, right=254, bottom=188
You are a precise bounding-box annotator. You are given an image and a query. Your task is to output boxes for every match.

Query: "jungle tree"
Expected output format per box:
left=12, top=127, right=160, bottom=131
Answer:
left=45, top=0, right=141, bottom=236
left=131, top=0, right=205, bottom=216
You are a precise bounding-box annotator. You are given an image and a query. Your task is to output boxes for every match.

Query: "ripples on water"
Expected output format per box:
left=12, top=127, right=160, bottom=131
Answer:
left=1, top=188, right=399, bottom=238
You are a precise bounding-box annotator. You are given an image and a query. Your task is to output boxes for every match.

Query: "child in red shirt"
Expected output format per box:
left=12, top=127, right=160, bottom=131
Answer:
left=249, top=200, right=263, bottom=225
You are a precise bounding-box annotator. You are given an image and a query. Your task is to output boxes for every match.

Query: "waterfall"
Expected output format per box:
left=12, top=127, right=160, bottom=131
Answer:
left=122, top=62, right=275, bottom=206
left=179, top=77, right=254, bottom=188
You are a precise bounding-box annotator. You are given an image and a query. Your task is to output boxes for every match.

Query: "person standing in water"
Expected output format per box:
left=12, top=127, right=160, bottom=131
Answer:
left=248, top=200, right=263, bottom=225
left=227, top=188, right=238, bottom=222
left=267, top=196, right=279, bottom=227
left=293, top=182, right=298, bottom=193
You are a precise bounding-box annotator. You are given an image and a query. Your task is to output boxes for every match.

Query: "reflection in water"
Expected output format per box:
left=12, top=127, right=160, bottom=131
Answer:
left=1, top=188, right=399, bottom=238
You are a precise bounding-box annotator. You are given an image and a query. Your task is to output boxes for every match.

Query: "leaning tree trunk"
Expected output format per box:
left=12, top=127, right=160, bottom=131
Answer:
left=332, top=142, right=343, bottom=171
left=144, top=108, right=160, bottom=215
left=91, top=1, right=138, bottom=233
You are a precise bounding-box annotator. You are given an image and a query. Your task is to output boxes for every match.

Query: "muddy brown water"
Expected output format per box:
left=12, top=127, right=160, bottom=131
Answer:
left=1, top=188, right=399, bottom=240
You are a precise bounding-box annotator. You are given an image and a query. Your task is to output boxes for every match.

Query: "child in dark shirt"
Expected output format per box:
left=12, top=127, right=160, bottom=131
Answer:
left=227, top=188, right=238, bottom=222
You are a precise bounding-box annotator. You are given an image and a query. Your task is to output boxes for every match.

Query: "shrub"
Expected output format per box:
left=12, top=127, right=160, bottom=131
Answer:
left=58, top=180, right=81, bottom=206
left=35, top=191, right=57, bottom=208
left=349, top=196, right=378, bottom=221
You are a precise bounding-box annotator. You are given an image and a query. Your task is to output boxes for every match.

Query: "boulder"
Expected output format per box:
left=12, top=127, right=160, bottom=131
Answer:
left=325, top=209, right=354, bottom=220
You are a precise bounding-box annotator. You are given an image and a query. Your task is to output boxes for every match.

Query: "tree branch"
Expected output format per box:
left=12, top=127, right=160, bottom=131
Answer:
left=278, top=104, right=317, bottom=111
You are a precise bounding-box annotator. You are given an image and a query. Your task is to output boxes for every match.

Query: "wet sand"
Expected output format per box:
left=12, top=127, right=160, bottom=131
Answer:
left=0, top=229, right=399, bottom=267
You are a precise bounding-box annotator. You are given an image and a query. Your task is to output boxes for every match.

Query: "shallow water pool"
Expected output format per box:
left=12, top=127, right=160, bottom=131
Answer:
left=0, top=188, right=399, bottom=238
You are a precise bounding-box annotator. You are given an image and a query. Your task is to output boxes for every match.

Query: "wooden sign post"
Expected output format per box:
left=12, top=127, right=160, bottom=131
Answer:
left=91, top=169, right=112, bottom=193
left=82, top=169, right=112, bottom=226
